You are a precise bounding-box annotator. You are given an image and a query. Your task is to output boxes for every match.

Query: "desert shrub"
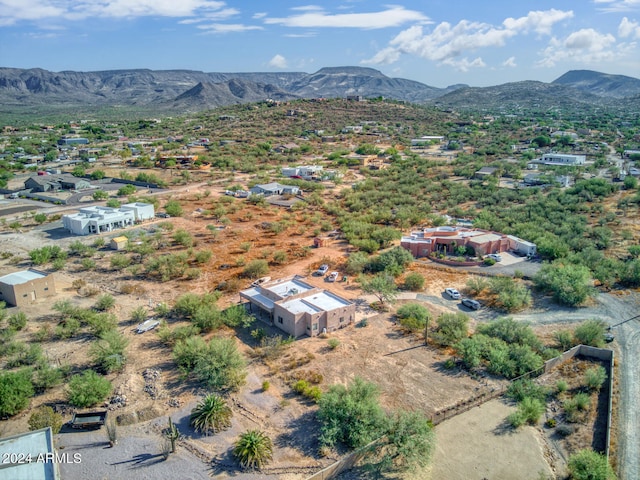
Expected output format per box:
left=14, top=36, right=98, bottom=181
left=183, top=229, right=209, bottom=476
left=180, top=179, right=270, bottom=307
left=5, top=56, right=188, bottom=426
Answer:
left=556, top=424, right=575, bottom=437
left=0, top=369, right=34, bottom=417
left=173, top=336, right=247, bottom=392
left=262, top=381, right=270, bottom=391
left=432, top=312, right=469, bottom=346
left=533, top=262, right=596, bottom=306
left=327, top=338, right=340, bottom=350
left=243, top=259, right=269, bottom=279
left=67, top=370, right=112, bottom=408
left=8, top=312, right=28, bottom=330
left=190, top=394, right=233, bottom=435
left=403, top=272, right=425, bottom=291
left=488, top=277, right=532, bottom=312
left=556, top=380, right=569, bottom=394
left=130, top=306, right=147, bottom=324
left=86, top=312, right=118, bottom=337
left=553, top=329, right=575, bottom=351
left=396, top=303, right=430, bottom=333
left=506, top=379, right=549, bottom=403
left=318, top=377, right=387, bottom=449
left=172, top=229, right=193, bottom=247
left=90, top=330, right=129, bottom=373
left=94, top=294, right=116, bottom=311
left=477, top=317, right=542, bottom=351
left=194, top=250, right=212, bottom=264
left=272, top=250, right=288, bottom=265
left=568, top=449, right=617, bottom=480
left=466, top=276, right=488, bottom=295
left=508, top=397, right=545, bottom=428
left=585, top=366, right=607, bottom=391
left=173, top=292, right=220, bottom=319
left=7, top=343, right=44, bottom=368
left=222, top=305, right=254, bottom=328
left=28, top=406, right=63, bottom=434
left=574, top=320, right=607, bottom=347
left=110, top=253, right=132, bottom=270
left=233, top=430, right=273, bottom=470
left=55, top=317, right=81, bottom=339
left=345, top=251, right=369, bottom=275
left=32, top=363, right=64, bottom=391
left=164, top=200, right=183, bottom=217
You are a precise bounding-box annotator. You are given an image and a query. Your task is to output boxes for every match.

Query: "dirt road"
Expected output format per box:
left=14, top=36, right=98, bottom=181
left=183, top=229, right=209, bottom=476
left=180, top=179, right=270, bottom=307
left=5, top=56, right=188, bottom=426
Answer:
left=511, top=291, right=640, bottom=480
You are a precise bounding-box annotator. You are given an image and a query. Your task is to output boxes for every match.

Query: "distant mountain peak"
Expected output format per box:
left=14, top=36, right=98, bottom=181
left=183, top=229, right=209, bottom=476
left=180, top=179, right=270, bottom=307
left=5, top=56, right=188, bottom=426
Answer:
left=553, top=70, right=640, bottom=98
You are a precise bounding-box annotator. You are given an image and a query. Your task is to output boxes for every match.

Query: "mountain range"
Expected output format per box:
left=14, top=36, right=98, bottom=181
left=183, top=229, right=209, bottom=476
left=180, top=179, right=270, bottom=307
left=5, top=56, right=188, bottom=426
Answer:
left=1, top=66, right=639, bottom=115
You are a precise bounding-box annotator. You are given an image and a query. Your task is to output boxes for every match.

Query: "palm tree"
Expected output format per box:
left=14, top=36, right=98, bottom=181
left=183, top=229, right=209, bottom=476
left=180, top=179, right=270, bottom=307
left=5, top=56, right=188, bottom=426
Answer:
left=189, top=394, right=232, bottom=435
left=233, top=430, right=273, bottom=470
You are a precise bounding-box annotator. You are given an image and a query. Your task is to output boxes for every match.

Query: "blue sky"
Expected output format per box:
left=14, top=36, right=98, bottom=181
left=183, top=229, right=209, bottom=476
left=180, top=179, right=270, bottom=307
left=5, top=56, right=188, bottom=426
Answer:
left=1, top=1, right=639, bottom=87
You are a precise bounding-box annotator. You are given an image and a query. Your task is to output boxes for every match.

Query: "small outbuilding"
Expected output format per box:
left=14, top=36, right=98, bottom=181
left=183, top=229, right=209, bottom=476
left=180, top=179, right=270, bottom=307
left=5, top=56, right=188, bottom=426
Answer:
left=0, top=269, right=56, bottom=307
left=110, top=236, right=128, bottom=251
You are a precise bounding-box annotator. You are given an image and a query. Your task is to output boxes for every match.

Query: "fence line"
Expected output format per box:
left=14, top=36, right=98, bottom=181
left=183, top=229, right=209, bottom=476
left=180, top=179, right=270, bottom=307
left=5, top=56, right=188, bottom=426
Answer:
left=304, top=344, right=615, bottom=480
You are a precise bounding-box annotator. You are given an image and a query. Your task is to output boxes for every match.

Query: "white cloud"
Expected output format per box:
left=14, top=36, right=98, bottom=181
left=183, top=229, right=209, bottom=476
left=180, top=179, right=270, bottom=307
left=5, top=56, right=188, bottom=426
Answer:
left=537, top=28, right=624, bottom=67
left=252, top=12, right=267, bottom=19
left=362, top=9, right=572, bottom=70
left=0, top=0, right=227, bottom=25
left=264, top=6, right=430, bottom=29
left=594, top=0, right=640, bottom=13
left=502, top=56, right=517, bottom=67
left=268, top=54, right=288, bottom=68
left=502, top=9, right=574, bottom=35
left=197, top=23, right=262, bottom=34
left=178, top=8, right=239, bottom=25
left=619, top=16, right=640, bottom=37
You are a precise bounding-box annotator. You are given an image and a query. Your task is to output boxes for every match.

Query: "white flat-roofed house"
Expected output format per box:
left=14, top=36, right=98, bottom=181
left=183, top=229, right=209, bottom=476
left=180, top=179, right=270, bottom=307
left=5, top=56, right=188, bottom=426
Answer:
left=120, top=202, right=155, bottom=221
left=62, top=206, right=135, bottom=235
left=0, top=269, right=56, bottom=307
left=241, top=275, right=355, bottom=337
left=540, top=153, right=586, bottom=165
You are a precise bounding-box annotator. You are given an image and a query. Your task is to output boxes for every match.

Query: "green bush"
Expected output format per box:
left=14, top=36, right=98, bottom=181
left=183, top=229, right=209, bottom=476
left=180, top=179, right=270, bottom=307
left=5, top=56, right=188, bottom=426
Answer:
left=243, top=259, right=269, bottom=279
left=585, top=366, right=607, bottom=391
left=90, top=330, right=129, bottom=373
left=233, top=430, right=273, bottom=470
left=432, top=312, right=469, bottom=346
left=533, top=262, right=596, bottom=306
left=568, top=449, right=617, bottom=480
left=508, top=397, right=545, bottom=428
left=403, top=272, right=425, bottom=291
left=8, top=312, right=28, bottom=330
left=0, top=370, right=34, bottom=417
left=67, top=370, right=112, bottom=408
left=164, top=199, right=183, bottom=217
left=94, top=294, right=116, bottom=311
left=506, top=379, right=549, bottom=403
left=28, top=406, right=63, bottom=434
left=556, top=380, right=568, bottom=394
left=396, top=303, right=430, bottom=333
left=574, top=319, right=607, bottom=348
left=327, top=338, right=340, bottom=350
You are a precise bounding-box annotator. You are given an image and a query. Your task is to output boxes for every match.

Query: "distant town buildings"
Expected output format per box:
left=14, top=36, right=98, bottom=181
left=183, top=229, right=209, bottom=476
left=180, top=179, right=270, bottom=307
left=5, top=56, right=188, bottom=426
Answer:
left=249, top=183, right=300, bottom=196
left=538, top=153, right=586, bottom=166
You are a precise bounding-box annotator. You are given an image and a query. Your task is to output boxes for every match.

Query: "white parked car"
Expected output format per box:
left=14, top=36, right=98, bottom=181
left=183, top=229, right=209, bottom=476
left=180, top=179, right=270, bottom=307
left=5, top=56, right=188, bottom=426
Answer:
left=445, top=288, right=461, bottom=300
left=317, top=264, right=329, bottom=275
left=327, top=271, right=339, bottom=282
left=486, top=253, right=502, bottom=262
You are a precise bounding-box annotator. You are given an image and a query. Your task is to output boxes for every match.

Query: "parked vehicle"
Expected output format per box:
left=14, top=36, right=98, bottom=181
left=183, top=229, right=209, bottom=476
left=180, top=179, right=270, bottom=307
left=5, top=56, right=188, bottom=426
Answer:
left=136, top=319, right=160, bottom=333
left=327, top=271, right=339, bottom=282
left=461, top=298, right=481, bottom=310
left=445, top=288, right=461, bottom=299
left=251, top=276, right=271, bottom=287
left=70, top=410, right=108, bottom=429
left=155, top=212, right=170, bottom=218
left=317, top=264, right=329, bottom=275
left=486, top=253, right=502, bottom=262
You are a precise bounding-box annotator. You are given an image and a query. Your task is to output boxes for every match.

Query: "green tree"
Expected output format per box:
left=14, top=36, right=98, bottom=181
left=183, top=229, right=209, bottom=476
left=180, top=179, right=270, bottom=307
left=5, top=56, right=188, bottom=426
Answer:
left=403, top=272, right=425, bottom=291
left=373, top=410, right=435, bottom=473
left=345, top=251, right=369, bottom=275
left=165, top=199, right=183, bottom=217
left=318, top=377, right=387, bottom=449
left=233, top=430, right=273, bottom=470
left=243, top=259, right=269, bottom=279
left=396, top=303, right=431, bottom=338
left=433, top=312, right=469, bottom=346
left=533, top=262, right=596, bottom=306
left=190, top=394, right=233, bottom=435
left=359, top=273, right=398, bottom=306
left=172, top=229, right=193, bottom=247
left=574, top=319, right=607, bottom=348
left=117, top=184, right=136, bottom=196
left=92, top=190, right=109, bottom=201
left=67, top=370, right=112, bottom=408
left=90, top=170, right=106, bottom=180
left=568, top=449, right=617, bottom=480
left=28, top=405, right=63, bottom=433
left=33, top=213, right=47, bottom=224
left=0, top=370, right=34, bottom=417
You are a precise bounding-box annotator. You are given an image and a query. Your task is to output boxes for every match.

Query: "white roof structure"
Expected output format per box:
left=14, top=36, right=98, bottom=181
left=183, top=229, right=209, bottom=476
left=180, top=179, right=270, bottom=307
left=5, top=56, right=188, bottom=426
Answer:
left=0, top=269, right=47, bottom=286
left=0, top=427, right=59, bottom=480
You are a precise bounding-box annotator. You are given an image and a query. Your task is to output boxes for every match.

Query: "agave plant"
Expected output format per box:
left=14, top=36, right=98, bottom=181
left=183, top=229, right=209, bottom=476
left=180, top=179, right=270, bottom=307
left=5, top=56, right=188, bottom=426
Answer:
left=233, top=430, right=273, bottom=470
left=189, top=394, right=232, bottom=435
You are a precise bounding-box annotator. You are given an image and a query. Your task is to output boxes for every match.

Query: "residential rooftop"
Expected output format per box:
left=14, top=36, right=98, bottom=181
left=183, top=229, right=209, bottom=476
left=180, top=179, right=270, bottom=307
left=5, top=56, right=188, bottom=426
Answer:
left=0, top=269, right=47, bottom=286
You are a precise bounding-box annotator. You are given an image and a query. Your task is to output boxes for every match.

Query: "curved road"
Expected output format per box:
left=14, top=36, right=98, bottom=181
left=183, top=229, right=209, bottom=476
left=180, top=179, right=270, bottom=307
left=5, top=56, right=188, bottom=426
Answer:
left=510, top=292, right=640, bottom=480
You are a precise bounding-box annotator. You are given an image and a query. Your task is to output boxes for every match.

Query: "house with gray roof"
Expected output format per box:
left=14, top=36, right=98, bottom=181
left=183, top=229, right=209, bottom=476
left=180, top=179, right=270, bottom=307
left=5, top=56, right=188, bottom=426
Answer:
left=241, top=275, right=354, bottom=337
left=24, top=174, right=91, bottom=192
left=0, top=269, right=56, bottom=307
left=250, top=183, right=300, bottom=196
